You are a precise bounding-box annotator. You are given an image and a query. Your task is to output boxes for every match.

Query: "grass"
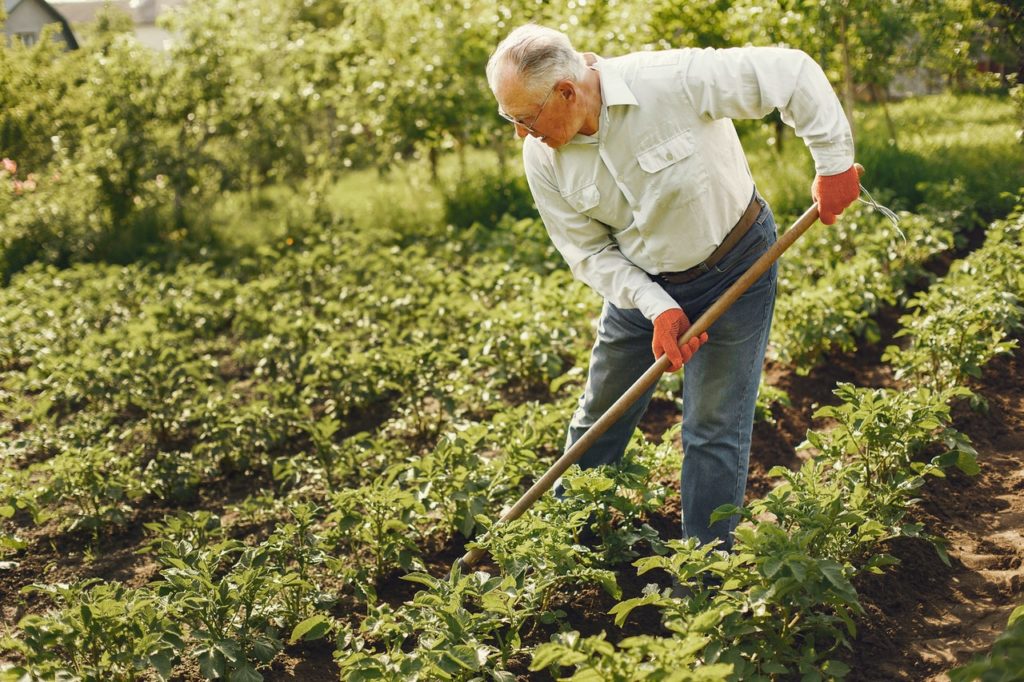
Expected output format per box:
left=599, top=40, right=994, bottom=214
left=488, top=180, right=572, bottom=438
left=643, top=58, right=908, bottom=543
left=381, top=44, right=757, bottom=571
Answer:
left=204, top=91, right=1023, bottom=253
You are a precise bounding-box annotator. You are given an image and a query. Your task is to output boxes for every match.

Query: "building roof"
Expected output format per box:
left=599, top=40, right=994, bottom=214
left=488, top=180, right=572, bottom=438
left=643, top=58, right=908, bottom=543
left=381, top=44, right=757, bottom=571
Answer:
left=51, top=0, right=131, bottom=24
left=50, top=0, right=188, bottom=26
left=4, top=0, right=80, bottom=49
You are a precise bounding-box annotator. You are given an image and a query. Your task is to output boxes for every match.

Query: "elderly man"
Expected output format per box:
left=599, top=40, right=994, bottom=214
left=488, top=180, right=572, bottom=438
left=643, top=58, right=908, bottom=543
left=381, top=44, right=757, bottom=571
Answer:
left=486, top=24, right=859, bottom=550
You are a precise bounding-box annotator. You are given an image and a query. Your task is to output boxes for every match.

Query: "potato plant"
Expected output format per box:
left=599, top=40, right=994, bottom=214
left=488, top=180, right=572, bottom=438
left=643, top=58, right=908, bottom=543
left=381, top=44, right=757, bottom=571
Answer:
left=1, top=580, right=183, bottom=682
left=3, top=165, right=1023, bottom=680
left=885, top=208, right=1024, bottom=396
left=773, top=205, right=956, bottom=372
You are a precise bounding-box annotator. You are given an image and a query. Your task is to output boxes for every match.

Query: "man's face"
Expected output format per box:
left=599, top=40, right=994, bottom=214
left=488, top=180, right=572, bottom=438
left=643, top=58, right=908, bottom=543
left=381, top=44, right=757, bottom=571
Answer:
left=496, top=76, right=578, bottom=149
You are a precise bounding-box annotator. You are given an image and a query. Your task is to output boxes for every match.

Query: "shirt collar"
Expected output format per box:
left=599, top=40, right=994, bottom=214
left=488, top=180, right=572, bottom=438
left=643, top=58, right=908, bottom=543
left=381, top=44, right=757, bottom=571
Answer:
left=566, top=57, right=637, bottom=146
left=594, top=57, right=639, bottom=108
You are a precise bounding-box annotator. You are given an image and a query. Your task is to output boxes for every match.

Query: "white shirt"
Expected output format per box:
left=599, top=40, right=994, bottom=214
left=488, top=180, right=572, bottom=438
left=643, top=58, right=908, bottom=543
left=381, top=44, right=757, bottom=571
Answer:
left=522, top=46, right=855, bottom=321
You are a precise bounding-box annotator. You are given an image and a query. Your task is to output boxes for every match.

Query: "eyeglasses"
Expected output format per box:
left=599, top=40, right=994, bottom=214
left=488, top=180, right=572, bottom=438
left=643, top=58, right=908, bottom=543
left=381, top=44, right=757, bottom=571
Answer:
left=498, top=85, right=555, bottom=133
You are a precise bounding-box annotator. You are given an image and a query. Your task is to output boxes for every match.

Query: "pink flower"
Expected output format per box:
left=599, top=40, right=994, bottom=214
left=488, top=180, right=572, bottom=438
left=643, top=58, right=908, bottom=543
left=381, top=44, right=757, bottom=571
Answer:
left=23, top=178, right=36, bottom=192
left=1, top=158, right=15, bottom=175
left=12, top=180, right=23, bottom=195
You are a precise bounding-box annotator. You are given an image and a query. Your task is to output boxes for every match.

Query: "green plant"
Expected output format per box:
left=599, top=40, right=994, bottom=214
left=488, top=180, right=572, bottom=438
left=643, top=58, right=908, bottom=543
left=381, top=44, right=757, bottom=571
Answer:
left=2, top=580, right=183, bottom=681
left=335, top=567, right=515, bottom=681
left=808, top=384, right=978, bottom=505
left=42, top=446, right=143, bottom=540
left=262, top=503, right=337, bottom=631
left=884, top=208, right=1024, bottom=397
left=326, top=480, right=426, bottom=585
left=558, top=447, right=670, bottom=563
left=442, top=169, right=537, bottom=230
left=530, top=629, right=733, bottom=681
left=153, top=540, right=287, bottom=681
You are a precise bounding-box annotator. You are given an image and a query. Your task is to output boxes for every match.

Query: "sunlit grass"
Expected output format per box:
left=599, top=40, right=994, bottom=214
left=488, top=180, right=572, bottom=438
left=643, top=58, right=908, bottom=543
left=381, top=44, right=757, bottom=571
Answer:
left=208, top=91, right=1022, bottom=251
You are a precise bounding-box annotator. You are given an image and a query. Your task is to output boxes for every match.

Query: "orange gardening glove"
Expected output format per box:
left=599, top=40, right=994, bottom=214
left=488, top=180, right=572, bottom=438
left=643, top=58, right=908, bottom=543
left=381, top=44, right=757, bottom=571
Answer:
left=652, top=308, right=709, bottom=372
left=811, top=163, right=864, bottom=225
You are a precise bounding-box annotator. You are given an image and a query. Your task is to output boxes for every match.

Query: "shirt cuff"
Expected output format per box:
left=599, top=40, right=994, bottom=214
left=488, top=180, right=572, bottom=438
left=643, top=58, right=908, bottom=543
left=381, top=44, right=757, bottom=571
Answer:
left=634, top=281, right=681, bottom=322
left=809, top=140, right=855, bottom=176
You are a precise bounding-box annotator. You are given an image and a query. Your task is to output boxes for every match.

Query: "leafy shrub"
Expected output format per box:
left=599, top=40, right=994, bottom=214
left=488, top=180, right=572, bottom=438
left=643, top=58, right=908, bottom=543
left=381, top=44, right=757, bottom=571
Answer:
left=442, top=169, right=537, bottom=230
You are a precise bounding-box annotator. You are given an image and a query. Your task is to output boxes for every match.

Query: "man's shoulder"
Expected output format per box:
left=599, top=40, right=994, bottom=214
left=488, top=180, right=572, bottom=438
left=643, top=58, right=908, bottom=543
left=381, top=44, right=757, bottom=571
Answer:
left=606, top=48, right=691, bottom=72
left=599, top=48, right=706, bottom=89
left=522, top=137, right=553, bottom=171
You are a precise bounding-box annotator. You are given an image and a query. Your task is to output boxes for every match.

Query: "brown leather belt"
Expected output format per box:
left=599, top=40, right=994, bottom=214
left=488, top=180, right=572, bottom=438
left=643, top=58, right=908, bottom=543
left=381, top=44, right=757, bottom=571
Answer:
left=653, top=192, right=762, bottom=285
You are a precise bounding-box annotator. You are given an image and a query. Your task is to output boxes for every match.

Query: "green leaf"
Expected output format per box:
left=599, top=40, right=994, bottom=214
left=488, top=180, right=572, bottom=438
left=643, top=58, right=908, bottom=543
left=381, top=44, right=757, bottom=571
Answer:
left=1009, top=604, right=1024, bottom=626
left=229, top=663, right=263, bottom=682
left=900, top=523, right=923, bottom=538
left=530, top=643, right=587, bottom=670
left=401, top=572, right=439, bottom=590
left=150, top=651, right=175, bottom=681
left=218, top=639, right=243, bottom=664
left=197, top=646, right=227, bottom=679
left=820, top=561, right=851, bottom=593
left=609, top=594, right=662, bottom=627
left=251, top=636, right=280, bottom=663
left=444, top=644, right=485, bottom=671
left=690, top=608, right=721, bottom=633
left=956, top=449, right=980, bottom=476
left=823, top=659, right=851, bottom=676
left=591, top=570, right=621, bottom=600
left=0, top=505, right=14, bottom=518
left=786, top=560, right=807, bottom=582
left=709, top=504, right=744, bottom=523
left=761, top=662, right=789, bottom=674
left=291, top=615, right=330, bottom=643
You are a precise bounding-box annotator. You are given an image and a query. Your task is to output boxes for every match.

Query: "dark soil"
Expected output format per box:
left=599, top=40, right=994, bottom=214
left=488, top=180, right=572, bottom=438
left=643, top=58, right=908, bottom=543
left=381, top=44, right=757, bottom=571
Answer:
left=844, top=340, right=1024, bottom=681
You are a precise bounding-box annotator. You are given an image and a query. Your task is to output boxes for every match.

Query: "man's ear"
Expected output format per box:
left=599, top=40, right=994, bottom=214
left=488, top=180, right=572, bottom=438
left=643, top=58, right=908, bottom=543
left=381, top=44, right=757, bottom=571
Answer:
left=557, top=79, right=575, bottom=101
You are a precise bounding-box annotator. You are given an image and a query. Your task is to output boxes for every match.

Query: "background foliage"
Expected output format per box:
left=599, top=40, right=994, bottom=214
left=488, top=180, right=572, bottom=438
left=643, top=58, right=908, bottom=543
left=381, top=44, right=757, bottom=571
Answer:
left=2, top=0, right=1023, bottom=281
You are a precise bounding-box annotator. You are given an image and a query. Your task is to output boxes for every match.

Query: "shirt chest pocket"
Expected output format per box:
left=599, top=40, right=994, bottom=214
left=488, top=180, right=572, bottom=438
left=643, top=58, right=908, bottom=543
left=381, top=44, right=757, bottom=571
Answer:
left=561, top=183, right=601, bottom=213
left=635, top=128, right=708, bottom=208
left=560, top=182, right=628, bottom=230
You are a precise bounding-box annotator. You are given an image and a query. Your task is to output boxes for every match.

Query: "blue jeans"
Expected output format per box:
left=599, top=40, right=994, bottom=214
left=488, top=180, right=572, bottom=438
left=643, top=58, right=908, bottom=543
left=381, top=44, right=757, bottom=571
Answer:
left=564, top=195, right=778, bottom=551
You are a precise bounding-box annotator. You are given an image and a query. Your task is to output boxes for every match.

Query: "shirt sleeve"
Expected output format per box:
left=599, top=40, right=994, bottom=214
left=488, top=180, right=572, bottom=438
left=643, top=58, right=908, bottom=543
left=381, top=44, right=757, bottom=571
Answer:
left=523, top=141, right=679, bottom=322
left=678, top=46, right=854, bottom=175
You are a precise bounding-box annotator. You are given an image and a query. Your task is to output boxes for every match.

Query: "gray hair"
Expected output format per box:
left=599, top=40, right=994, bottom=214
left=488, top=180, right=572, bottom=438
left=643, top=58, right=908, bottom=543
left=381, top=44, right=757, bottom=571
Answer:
left=486, top=24, right=588, bottom=98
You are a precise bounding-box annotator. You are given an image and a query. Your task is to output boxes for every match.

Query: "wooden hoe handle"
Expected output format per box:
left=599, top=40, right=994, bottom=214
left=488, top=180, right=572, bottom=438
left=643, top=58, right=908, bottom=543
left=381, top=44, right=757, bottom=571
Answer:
left=460, top=201, right=822, bottom=569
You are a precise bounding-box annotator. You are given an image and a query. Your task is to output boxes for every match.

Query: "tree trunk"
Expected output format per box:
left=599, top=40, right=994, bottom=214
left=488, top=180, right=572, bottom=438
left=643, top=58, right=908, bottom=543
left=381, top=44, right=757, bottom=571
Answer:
left=457, top=138, right=467, bottom=181
left=839, top=10, right=856, bottom=145
left=872, top=83, right=899, bottom=149
left=428, top=145, right=439, bottom=184
left=495, top=137, right=507, bottom=177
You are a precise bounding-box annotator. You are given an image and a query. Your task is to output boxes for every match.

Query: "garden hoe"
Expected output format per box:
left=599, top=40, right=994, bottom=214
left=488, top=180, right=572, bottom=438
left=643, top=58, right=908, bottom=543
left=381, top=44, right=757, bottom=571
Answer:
left=460, top=168, right=865, bottom=569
